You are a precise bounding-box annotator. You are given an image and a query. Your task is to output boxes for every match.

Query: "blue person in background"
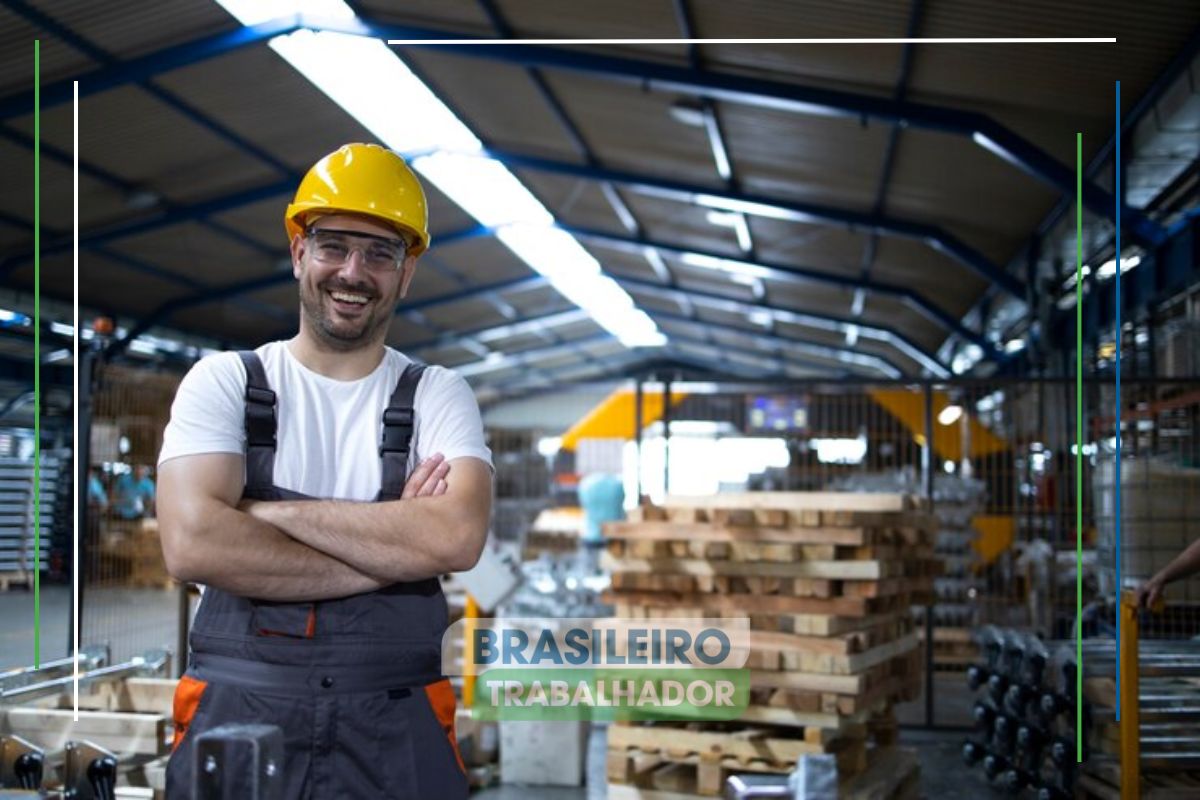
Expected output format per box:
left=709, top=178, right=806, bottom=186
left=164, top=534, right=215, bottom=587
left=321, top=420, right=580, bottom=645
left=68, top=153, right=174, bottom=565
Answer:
left=578, top=472, right=625, bottom=572
left=112, top=465, right=156, bottom=519
left=87, top=466, right=108, bottom=513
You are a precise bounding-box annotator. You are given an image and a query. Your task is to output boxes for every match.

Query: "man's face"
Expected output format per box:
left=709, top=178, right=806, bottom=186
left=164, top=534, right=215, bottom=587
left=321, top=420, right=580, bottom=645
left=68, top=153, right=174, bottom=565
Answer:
left=291, top=214, right=418, bottom=351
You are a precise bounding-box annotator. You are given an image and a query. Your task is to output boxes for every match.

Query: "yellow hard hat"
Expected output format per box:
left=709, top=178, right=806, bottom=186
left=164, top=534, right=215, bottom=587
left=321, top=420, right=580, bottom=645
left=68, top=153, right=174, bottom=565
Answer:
left=284, top=143, right=430, bottom=255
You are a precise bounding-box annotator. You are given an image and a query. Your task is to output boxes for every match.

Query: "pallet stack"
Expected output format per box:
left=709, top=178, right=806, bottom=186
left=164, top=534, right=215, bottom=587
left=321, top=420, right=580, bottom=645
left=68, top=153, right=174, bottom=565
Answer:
left=601, top=492, right=937, bottom=799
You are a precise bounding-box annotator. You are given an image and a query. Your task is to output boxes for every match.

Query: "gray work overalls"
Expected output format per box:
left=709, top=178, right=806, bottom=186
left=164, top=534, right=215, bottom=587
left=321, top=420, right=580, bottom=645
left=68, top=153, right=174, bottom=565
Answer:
left=166, top=352, right=468, bottom=799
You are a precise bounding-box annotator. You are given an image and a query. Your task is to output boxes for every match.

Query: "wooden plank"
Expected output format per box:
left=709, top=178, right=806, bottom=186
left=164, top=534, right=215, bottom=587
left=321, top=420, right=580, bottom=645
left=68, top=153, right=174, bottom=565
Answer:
left=607, top=723, right=826, bottom=764
left=737, top=705, right=870, bottom=731
left=604, top=554, right=889, bottom=580
left=662, top=492, right=915, bottom=512
left=749, top=670, right=863, bottom=694
left=601, top=590, right=872, bottom=617
left=606, top=521, right=869, bottom=546
left=2, top=707, right=167, bottom=755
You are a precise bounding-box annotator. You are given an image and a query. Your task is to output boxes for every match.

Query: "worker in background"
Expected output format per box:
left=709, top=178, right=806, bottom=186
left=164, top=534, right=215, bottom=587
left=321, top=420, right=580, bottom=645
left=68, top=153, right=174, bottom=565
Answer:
left=157, top=144, right=493, bottom=799
left=1137, top=538, right=1200, bottom=609
left=578, top=472, right=625, bottom=572
left=87, top=466, right=108, bottom=514
left=111, top=465, right=156, bottom=519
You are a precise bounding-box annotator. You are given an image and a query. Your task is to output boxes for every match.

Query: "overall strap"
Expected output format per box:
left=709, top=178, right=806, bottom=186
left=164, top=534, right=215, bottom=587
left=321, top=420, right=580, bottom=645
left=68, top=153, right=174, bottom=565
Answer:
left=238, top=351, right=277, bottom=494
left=378, top=363, right=427, bottom=501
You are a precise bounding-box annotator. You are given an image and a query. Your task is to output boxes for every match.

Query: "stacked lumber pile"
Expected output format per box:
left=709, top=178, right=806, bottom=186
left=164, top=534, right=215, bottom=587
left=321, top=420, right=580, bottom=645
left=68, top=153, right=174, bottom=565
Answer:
left=127, top=519, right=174, bottom=589
left=602, top=491, right=937, bottom=798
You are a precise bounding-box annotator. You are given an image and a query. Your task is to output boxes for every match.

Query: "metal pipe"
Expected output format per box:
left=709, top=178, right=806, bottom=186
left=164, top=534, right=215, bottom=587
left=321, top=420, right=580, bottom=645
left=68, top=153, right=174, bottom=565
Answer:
left=0, top=650, right=167, bottom=704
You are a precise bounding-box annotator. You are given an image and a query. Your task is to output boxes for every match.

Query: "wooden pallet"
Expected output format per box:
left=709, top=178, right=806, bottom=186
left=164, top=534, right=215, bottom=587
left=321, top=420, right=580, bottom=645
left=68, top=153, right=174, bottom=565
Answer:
left=606, top=743, right=918, bottom=799
left=0, top=569, right=29, bottom=591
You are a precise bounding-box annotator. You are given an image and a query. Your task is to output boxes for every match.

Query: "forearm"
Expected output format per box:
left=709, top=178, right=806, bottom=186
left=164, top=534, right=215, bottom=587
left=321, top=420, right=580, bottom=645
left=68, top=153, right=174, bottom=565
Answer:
left=1153, top=538, right=1200, bottom=586
left=254, top=495, right=483, bottom=581
left=161, top=504, right=387, bottom=601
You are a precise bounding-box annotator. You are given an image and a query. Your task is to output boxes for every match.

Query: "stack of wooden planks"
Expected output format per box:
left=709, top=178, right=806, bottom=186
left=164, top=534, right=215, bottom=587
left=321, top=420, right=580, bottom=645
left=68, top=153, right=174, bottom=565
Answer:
left=602, top=491, right=936, bottom=798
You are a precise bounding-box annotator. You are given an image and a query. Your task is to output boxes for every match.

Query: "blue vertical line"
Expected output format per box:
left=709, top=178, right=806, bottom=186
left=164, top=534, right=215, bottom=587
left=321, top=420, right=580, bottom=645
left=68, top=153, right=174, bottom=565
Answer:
left=1115, top=79, right=1122, bottom=723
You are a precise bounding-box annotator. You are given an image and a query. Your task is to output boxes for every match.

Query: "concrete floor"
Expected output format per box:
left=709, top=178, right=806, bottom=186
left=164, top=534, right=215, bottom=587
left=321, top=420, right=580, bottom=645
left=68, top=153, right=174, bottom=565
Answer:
left=2, top=587, right=1004, bottom=798
left=470, top=725, right=1005, bottom=799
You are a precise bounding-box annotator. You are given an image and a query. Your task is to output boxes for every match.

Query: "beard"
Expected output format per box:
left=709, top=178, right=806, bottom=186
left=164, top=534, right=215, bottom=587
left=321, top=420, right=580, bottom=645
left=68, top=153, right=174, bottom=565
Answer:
left=299, top=276, right=396, bottom=351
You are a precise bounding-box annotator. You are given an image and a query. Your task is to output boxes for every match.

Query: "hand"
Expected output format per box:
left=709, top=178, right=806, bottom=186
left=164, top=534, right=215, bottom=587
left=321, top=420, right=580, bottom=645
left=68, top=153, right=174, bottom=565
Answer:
left=402, top=453, right=450, bottom=499
left=1137, top=577, right=1165, bottom=611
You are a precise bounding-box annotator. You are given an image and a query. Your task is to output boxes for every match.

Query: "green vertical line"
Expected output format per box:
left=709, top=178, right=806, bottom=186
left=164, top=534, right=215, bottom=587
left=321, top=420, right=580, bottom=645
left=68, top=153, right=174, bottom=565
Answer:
left=1076, top=131, right=1083, bottom=763
left=33, top=39, right=41, bottom=669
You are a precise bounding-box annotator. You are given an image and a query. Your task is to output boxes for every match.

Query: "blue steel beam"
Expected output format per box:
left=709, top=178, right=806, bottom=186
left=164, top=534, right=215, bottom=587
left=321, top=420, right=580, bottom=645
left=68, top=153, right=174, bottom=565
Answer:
left=348, top=15, right=1160, bottom=248
left=0, top=202, right=290, bottom=327
left=99, top=225, right=501, bottom=359
left=561, top=222, right=993, bottom=355
left=0, top=12, right=1158, bottom=247
left=612, top=271, right=949, bottom=376
left=484, top=146, right=1027, bottom=300
left=665, top=333, right=854, bottom=378
left=648, top=310, right=901, bottom=377
left=0, top=15, right=305, bottom=120
left=3, top=0, right=293, bottom=175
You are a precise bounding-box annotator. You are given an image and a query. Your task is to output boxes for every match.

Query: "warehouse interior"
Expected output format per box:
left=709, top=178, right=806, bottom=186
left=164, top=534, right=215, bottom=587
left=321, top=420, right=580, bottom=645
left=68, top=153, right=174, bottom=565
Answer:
left=2, top=0, right=1200, bottom=797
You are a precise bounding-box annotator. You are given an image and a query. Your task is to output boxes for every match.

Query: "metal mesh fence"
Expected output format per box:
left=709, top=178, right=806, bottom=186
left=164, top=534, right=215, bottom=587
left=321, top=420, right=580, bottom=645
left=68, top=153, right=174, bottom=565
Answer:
left=83, top=363, right=187, bottom=670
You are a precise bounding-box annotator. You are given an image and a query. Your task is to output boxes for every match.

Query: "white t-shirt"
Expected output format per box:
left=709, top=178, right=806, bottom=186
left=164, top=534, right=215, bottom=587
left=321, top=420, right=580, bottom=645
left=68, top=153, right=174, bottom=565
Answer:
left=159, top=341, right=492, bottom=500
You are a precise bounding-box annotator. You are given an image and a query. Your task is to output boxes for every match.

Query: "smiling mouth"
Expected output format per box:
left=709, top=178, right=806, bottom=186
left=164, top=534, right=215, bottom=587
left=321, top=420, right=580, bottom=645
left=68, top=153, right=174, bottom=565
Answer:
left=326, top=288, right=374, bottom=315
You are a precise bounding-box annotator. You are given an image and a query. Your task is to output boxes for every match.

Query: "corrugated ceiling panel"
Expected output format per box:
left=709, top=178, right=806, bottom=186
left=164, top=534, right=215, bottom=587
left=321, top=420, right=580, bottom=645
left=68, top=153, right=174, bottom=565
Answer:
left=531, top=72, right=727, bottom=187
left=402, top=49, right=582, bottom=157
left=723, top=105, right=890, bottom=211
left=10, top=85, right=279, bottom=205
left=0, top=5, right=94, bottom=95
left=107, top=221, right=276, bottom=289
left=870, top=236, right=991, bottom=320
left=32, top=0, right=234, bottom=61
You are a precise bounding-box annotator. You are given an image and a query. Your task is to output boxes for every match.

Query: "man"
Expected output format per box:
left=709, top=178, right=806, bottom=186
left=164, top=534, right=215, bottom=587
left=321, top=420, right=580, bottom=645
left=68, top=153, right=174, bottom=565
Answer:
left=1137, top=539, right=1200, bottom=609
left=112, top=465, right=155, bottom=519
left=157, top=143, right=492, bottom=799
left=87, top=466, right=108, bottom=513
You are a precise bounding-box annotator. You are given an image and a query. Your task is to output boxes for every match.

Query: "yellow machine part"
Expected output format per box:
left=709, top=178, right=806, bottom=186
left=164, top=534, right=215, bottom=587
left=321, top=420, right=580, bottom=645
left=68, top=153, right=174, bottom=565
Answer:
left=971, top=515, right=1016, bottom=566
left=561, top=388, right=688, bottom=451
left=869, top=389, right=1008, bottom=462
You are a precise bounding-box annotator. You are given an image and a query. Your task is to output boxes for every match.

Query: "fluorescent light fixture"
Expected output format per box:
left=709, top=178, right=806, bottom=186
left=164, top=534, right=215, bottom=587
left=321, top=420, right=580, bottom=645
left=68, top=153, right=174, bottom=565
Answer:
left=844, top=324, right=859, bottom=347
left=706, top=210, right=740, bottom=228
left=850, top=288, right=865, bottom=317
left=44, top=349, right=71, bottom=363
left=694, top=193, right=799, bottom=222
left=1004, top=338, right=1026, bottom=353
left=937, top=404, right=964, bottom=426
left=0, top=309, right=30, bottom=326
left=703, top=211, right=753, bottom=251
left=732, top=214, right=753, bottom=252
left=50, top=321, right=75, bottom=336
left=128, top=339, right=158, bottom=356
left=1097, top=254, right=1141, bottom=279
left=811, top=435, right=867, bottom=465
left=412, top=152, right=550, bottom=227
left=212, top=0, right=664, bottom=352
left=668, top=99, right=707, bottom=127
left=678, top=252, right=774, bottom=281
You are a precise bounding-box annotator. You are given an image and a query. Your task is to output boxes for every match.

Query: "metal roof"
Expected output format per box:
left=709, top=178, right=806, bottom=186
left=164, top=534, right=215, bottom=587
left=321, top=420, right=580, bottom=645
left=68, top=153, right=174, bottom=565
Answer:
left=0, top=0, right=1197, bottom=411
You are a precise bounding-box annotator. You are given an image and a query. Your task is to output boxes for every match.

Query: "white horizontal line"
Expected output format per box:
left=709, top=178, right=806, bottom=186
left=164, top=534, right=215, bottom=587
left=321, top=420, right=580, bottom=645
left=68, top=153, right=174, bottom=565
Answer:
left=386, top=38, right=1116, bottom=46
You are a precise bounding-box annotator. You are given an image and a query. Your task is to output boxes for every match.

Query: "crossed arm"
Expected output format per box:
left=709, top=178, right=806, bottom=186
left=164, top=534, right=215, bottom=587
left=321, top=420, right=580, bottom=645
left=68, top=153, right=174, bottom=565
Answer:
left=158, top=452, right=491, bottom=602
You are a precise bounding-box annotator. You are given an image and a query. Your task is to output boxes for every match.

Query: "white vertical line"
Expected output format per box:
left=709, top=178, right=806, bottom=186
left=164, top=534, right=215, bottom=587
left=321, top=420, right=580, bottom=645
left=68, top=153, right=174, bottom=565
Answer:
left=72, top=79, right=79, bottom=721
